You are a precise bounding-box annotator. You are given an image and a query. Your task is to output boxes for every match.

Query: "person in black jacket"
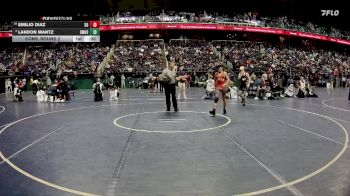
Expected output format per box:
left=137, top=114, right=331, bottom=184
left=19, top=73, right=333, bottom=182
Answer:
left=93, top=78, right=104, bottom=102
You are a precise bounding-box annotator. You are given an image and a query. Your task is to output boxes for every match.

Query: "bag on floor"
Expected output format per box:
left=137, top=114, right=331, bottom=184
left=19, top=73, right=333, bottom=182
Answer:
left=297, top=89, right=305, bottom=98
left=226, top=87, right=237, bottom=99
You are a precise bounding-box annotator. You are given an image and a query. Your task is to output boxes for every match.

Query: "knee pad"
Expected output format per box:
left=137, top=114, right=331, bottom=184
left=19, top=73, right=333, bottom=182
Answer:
left=214, top=97, right=219, bottom=103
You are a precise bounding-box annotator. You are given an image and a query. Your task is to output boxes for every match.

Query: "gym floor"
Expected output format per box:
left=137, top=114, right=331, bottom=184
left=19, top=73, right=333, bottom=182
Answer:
left=0, top=87, right=349, bottom=196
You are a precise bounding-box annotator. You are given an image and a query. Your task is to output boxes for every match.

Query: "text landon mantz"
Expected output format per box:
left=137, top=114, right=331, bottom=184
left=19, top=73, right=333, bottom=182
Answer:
left=17, top=30, right=55, bottom=35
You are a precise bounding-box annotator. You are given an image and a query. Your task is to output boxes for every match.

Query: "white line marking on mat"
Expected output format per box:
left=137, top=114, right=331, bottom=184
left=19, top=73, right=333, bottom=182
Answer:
left=276, top=119, right=347, bottom=147
left=0, top=127, right=63, bottom=166
left=158, top=118, right=186, bottom=121
left=221, top=131, right=304, bottom=196
left=0, top=105, right=5, bottom=115
left=321, top=99, right=350, bottom=112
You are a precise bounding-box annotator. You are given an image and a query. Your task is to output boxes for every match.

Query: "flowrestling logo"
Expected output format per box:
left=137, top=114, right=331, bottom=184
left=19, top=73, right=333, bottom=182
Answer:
left=321, top=10, right=339, bottom=16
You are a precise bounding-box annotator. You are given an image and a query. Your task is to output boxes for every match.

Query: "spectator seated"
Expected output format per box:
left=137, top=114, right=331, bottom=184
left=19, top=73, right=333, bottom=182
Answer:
left=108, top=40, right=165, bottom=74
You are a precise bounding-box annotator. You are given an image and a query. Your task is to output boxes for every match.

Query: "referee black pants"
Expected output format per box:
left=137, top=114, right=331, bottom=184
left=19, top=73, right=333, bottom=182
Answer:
left=164, top=83, right=177, bottom=111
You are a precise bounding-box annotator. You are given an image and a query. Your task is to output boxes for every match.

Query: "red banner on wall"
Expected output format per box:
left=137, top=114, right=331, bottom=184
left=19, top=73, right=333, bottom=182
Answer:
left=0, top=32, right=12, bottom=38
left=2, top=23, right=350, bottom=46
left=99, top=23, right=350, bottom=45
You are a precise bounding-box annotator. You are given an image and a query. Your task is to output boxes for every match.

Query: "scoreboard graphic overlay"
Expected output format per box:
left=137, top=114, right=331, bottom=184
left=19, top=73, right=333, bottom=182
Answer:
left=12, top=17, right=100, bottom=42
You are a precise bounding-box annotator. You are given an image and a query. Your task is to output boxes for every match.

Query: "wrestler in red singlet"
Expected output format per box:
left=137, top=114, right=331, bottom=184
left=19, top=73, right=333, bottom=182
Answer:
left=215, top=72, right=227, bottom=90
left=209, top=65, right=230, bottom=116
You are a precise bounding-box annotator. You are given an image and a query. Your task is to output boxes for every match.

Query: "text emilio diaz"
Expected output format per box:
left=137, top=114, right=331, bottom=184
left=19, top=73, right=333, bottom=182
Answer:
left=16, top=22, right=54, bottom=35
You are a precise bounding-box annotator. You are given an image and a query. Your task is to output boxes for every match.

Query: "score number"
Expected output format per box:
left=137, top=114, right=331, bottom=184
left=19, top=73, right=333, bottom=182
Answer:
left=80, top=30, right=89, bottom=35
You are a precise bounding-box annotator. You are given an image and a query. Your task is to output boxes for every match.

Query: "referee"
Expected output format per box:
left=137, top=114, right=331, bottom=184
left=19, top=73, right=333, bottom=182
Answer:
left=162, top=61, right=178, bottom=112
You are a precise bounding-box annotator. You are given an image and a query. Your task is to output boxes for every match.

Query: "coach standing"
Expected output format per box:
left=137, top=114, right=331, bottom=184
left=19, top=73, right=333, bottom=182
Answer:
left=162, top=62, right=178, bottom=112
left=177, top=65, right=187, bottom=100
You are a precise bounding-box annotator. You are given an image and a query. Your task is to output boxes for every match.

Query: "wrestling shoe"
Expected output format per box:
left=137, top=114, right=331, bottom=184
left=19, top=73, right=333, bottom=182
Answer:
left=209, top=109, right=216, bottom=117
